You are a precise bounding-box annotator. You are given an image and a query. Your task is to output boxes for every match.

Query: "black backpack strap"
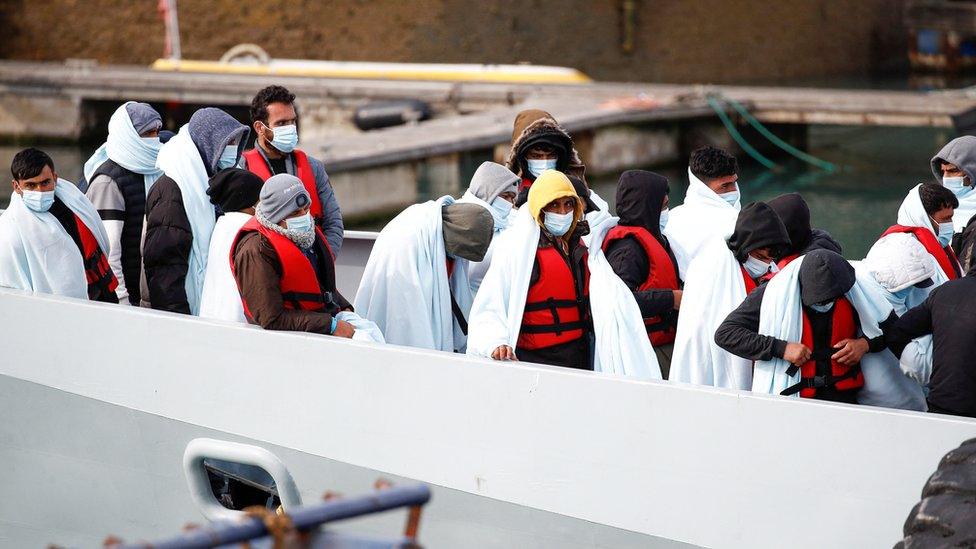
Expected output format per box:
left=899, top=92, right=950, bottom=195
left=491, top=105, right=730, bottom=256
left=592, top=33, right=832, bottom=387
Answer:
left=450, top=289, right=468, bottom=336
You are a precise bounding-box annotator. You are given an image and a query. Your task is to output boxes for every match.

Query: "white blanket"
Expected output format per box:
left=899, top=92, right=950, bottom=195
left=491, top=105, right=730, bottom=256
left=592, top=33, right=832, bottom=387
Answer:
left=155, top=125, right=217, bottom=315
left=752, top=256, right=895, bottom=398
left=0, top=179, right=109, bottom=299
left=355, top=196, right=472, bottom=352
left=335, top=311, right=386, bottom=344
left=198, top=212, right=251, bottom=323
left=663, top=168, right=740, bottom=280
left=670, top=236, right=752, bottom=389
left=83, top=102, right=164, bottom=192
left=583, top=206, right=662, bottom=379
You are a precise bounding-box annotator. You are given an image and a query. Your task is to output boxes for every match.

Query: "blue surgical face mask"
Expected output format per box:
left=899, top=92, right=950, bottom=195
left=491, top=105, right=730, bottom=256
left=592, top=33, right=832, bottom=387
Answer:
left=543, top=210, right=574, bottom=237
left=943, top=176, right=973, bottom=199
left=489, top=196, right=513, bottom=228
left=742, top=254, right=771, bottom=278
left=659, top=208, right=670, bottom=232
left=934, top=219, right=954, bottom=247
left=890, top=286, right=913, bottom=302
left=719, top=188, right=740, bottom=206
left=21, top=189, right=55, bottom=213
left=527, top=158, right=557, bottom=179
left=285, top=212, right=314, bottom=233
left=809, top=301, right=835, bottom=313
left=217, top=144, right=239, bottom=170
left=266, top=124, right=299, bottom=154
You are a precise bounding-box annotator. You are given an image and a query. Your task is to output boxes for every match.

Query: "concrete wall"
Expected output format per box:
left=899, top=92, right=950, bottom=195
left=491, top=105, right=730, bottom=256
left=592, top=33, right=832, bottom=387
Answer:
left=3, top=1, right=906, bottom=84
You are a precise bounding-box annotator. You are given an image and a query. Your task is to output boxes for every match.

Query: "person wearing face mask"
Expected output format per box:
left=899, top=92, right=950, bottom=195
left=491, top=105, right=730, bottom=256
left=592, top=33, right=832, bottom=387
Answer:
left=197, top=169, right=264, bottom=323
left=717, top=249, right=899, bottom=404
left=82, top=102, right=164, bottom=306
left=242, top=85, right=344, bottom=256
left=456, top=162, right=520, bottom=295
left=602, top=170, right=682, bottom=376
left=355, top=191, right=494, bottom=352
left=664, top=145, right=742, bottom=280
left=670, top=202, right=790, bottom=390
left=853, top=234, right=936, bottom=410
left=142, top=107, right=249, bottom=314
left=887, top=263, right=976, bottom=418
left=0, top=148, right=118, bottom=302
left=503, top=109, right=586, bottom=207
left=468, top=169, right=661, bottom=377
left=878, top=183, right=961, bottom=282
left=229, top=174, right=357, bottom=338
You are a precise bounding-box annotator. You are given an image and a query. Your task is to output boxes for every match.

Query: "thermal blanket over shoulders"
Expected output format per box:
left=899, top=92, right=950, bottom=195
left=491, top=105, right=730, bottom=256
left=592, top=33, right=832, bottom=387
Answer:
left=0, top=179, right=108, bottom=299
left=670, top=236, right=751, bottom=389
left=198, top=212, right=251, bottom=323
left=354, top=196, right=472, bottom=352
left=467, top=206, right=662, bottom=379
left=663, top=168, right=740, bottom=279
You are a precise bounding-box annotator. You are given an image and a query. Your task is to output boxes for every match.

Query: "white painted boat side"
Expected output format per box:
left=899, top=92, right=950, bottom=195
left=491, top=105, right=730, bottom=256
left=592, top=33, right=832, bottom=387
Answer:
left=1, top=288, right=973, bottom=548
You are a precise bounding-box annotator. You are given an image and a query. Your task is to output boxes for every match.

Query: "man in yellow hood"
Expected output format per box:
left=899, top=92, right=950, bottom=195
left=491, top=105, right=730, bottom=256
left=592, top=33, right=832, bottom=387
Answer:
left=491, top=170, right=593, bottom=369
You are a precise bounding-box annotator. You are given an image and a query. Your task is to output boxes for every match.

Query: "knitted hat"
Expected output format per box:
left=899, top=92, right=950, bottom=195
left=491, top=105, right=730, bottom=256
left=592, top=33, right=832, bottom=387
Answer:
left=256, top=174, right=311, bottom=224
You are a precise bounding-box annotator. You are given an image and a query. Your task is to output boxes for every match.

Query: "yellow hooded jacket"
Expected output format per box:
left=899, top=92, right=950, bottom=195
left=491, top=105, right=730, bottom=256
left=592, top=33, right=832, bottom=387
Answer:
left=526, top=170, right=584, bottom=241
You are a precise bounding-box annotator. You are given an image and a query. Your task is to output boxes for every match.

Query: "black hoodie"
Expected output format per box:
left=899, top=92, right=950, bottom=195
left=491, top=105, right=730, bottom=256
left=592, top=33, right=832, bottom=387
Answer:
left=715, top=250, right=896, bottom=401
left=767, top=193, right=842, bottom=257
left=605, top=170, right=682, bottom=320
left=726, top=201, right=791, bottom=263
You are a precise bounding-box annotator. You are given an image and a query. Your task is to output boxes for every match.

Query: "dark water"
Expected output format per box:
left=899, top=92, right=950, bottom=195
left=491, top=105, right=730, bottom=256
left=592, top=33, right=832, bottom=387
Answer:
left=0, top=124, right=955, bottom=260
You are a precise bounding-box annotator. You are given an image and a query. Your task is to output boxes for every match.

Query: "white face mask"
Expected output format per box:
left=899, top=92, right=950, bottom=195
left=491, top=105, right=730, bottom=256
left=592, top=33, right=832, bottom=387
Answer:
left=719, top=188, right=740, bottom=207
left=527, top=158, right=557, bottom=179
left=489, top=196, right=513, bottom=228
left=21, top=189, right=55, bottom=212
left=265, top=123, right=299, bottom=154
left=217, top=144, right=239, bottom=170
left=543, top=210, right=574, bottom=237
left=809, top=301, right=835, bottom=313
left=935, top=220, right=954, bottom=247
left=742, top=254, right=772, bottom=278
left=285, top=212, right=314, bottom=233
left=943, top=176, right=972, bottom=198
left=659, top=208, right=670, bottom=233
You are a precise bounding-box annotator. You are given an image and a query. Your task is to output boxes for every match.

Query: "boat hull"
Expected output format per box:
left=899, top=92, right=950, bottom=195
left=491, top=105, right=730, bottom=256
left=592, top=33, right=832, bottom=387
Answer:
left=0, top=288, right=973, bottom=548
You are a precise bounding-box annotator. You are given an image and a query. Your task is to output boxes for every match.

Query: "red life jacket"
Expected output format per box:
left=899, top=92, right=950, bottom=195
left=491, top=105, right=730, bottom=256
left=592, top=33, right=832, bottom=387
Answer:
left=230, top=218, right=334, bottom=318
left=601, top=225, right=680, bottom=345
left=518, top=244, right=590, bottom=350
left=74, top=214, right=118, bottom=298
left=880, top=224, right=961, bottom=280
left=760, top=253, right=800, bottom=282
left=243, top=148, right=323, bottom=222
left=782, top=297, right=863, bottom=398
left=518, top=176, right=533, bottom=193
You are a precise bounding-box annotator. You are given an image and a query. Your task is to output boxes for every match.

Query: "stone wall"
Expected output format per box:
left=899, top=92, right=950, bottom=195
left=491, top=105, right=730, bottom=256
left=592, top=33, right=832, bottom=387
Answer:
left=3, top=0, right=906, bottom=84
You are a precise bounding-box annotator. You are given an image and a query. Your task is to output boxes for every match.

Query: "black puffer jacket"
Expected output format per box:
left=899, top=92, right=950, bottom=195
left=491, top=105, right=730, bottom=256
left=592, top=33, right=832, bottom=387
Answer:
left=141, top=175, right=192, bottom=313
left=767, top=193, right=843, bottom=257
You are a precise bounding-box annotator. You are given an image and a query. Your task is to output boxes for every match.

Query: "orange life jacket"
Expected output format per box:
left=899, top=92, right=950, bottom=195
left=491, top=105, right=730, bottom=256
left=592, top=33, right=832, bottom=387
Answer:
left=74, top=214, right=118, bottom=298
left=243, top=148, right=323, bottom=222
left=782, top=297, right=864, bottom=398
left=601, top=225, right=680, bottom=345
left=880, top=224, right=961, bottom=280
left=518, top=245, right=590, bottom=350
left=230, top=218, right=334, bottom=318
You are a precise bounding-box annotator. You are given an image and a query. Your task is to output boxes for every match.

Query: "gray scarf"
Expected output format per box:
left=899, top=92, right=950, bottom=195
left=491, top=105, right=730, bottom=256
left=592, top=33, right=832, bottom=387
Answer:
left=256, top=212, right=315, bottom=250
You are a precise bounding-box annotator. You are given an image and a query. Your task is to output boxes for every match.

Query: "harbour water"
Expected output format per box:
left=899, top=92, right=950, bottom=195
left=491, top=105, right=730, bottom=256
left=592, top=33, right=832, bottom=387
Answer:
left=0, top=124, right=955, bottom=260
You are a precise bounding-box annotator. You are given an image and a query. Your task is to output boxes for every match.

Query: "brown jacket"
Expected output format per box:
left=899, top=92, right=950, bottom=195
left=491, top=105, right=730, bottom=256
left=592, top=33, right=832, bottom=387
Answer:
left=232, top=230, right=351, bottom=334
left=504, top=109, right=586, bottom=181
